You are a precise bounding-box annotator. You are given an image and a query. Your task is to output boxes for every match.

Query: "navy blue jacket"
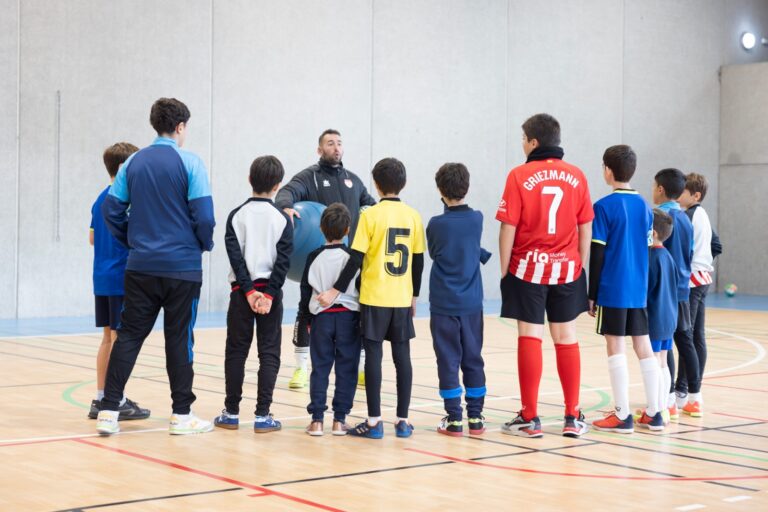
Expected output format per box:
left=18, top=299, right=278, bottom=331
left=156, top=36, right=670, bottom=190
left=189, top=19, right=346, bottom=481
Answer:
left=427, top=204, right=491, bottom=316
left=648, top=246, right=678, bottom=341
left=658, top=202, right=693, bottom=302
left=102, top=137, right=215, bottom=279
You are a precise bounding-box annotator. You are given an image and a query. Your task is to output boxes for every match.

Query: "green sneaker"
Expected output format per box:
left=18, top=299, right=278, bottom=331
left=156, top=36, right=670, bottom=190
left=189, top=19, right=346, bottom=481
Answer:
left=289, top=367, right=308, bottom=389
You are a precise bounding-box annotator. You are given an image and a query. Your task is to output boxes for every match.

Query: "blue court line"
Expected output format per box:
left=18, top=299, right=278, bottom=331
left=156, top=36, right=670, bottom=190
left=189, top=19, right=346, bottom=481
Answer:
left=0, top=296, right=763, bottom=338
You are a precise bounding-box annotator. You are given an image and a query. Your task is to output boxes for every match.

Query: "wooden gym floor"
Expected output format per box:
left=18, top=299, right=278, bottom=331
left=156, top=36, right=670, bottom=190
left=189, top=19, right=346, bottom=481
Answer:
left=1, top=304, right=766, bottom=511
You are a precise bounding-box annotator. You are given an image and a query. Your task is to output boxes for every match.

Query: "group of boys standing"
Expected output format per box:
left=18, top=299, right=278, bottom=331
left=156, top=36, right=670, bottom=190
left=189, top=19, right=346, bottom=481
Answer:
left=91, top=98, right=714, bottom=439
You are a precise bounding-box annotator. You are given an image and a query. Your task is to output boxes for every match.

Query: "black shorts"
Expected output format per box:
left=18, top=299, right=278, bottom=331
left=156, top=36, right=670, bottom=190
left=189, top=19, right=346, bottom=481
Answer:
left=95, top=295, right=123, bottom=330
left=596, top=306, right=649, bottom=336
left=676, top=301, right=692, bottom=332
left=500, top=271, right=588, bottom=324
left=360, top=305, right=415, bottom=342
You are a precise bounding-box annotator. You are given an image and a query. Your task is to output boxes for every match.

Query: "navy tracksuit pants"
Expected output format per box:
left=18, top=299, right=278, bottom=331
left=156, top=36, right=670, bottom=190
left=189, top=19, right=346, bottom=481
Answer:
left=307, top=310, right=361, bottom=421
left=430, top=311, right=486, bottom=420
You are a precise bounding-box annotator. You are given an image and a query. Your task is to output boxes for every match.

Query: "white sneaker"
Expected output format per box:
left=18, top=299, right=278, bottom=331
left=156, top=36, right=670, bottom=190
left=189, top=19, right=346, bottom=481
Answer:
left=96, top=410, right=120, bottom=435
left=169, top=412, right=214, bottom=435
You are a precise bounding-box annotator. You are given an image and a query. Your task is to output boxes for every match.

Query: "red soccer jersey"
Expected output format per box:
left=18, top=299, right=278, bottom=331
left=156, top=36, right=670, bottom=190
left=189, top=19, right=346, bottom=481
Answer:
left=496, top=158, right=594, bottom=285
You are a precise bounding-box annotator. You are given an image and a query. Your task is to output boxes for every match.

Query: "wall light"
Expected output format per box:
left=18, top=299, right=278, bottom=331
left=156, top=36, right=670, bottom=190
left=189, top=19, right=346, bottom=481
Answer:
left=741, top=32, right=757, bottom=50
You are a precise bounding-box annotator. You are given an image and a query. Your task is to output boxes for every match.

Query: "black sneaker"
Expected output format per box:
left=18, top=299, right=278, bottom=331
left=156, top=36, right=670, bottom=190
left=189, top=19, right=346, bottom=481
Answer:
left=117, top=398, right=151, bottom=420
left=501, top=412, right=543, bottom=438
left=437, top=416, right=463, bottom=437
left=87, top=399, right=101, bottom=419
left=563, top=410, right=589, bottom=438
left=468, top=415, right=486, bottom=435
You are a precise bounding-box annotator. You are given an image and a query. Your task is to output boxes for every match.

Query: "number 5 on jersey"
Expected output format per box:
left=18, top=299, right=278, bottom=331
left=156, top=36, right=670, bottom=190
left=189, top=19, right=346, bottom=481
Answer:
left=386, top=228, right=410, bottom=276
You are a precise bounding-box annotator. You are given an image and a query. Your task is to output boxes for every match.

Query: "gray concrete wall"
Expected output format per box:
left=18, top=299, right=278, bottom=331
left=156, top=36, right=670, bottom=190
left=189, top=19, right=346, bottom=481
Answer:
left=3, top=0, right=768, bottom=318
left=0, top=0, right=18, bottom=318
left=719, top=62, right=768, bottom=295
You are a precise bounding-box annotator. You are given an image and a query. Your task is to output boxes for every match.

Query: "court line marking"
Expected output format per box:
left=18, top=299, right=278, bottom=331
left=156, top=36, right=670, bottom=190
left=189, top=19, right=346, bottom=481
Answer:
left=0, top=428, right=168, bottom=447
left=704, top=370, right=768, bottom=380
left=714, top=412, right=768, bottom=423
left=722, top=495, right=751, bottom=503
left=50, top=487, right=242, bottom=511
left=73, top=438, right=344, bottom=512
left=405, top=447, right=768, bottom=481
left=675, top=505, right=706, bottom=511
left=704, top=383, right=768, bottom=393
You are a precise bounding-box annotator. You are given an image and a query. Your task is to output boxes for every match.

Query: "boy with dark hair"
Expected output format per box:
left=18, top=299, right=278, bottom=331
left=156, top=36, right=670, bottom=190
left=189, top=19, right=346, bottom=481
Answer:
left=97, top=98, right=215, bottom=436
left=429, top=163, right=491, bottom=437
left=88, top=142, right=149, bottom=421
left=590, top=145, right=663, bottom=433
left=317, top=157, right=425, bottom=439
left=300, top=203, right=361, bottom=436
left=652, top=170, right=699, bottom=417
left=675, top=173, right=715, bottom=415
left=214, top=156, right=293, bottom=433
left=497, top=113, right=593, bottom=438
left=636, top=209, right=679, bottom=428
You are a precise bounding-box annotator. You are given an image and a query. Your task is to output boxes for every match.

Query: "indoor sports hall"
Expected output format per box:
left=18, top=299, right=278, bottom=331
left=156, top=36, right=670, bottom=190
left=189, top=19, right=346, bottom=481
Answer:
left=1, top=2, right=767, bottom=511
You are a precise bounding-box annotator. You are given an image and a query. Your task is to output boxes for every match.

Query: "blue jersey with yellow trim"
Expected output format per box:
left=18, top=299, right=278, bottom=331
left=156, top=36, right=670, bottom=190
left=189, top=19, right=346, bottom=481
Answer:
left=592, top=190, right=653, bottom=308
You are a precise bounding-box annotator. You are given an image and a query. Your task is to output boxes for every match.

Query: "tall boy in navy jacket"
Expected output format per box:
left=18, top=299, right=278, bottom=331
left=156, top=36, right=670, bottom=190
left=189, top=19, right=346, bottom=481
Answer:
left=427, top=163, right=491, bottom=437
left=97, top=98, right=216, bottom=436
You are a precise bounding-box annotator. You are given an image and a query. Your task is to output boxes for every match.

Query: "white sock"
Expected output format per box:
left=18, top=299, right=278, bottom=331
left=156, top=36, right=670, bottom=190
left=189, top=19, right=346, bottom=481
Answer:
left=295, top=347, right=309, bottom=371
left=397, top=417, right=408, bottom=424
left=608, top=354, right=630, bottom=420
left=358, top=348, right=366, bottom=373
left=639, top=357, right=660, bottom=416
left=97, top=390, right=104, bottom=400
left=368, top=416, right=381, bottom=426
left=675, top=390, right=688, bottom=408
left=119, top=396, right=126, bottom=407
left=689, top=391, right=702, bottom=404
left=660, top=369, right=671, bottom=411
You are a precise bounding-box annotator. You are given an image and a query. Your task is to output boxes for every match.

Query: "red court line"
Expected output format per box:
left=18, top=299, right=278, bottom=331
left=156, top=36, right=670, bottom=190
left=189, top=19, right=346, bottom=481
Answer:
left=74, top=439, right=343, bottom=511
left=704, top=371, right=768, bottom=381
left=713, top=412, right=768, bottom=423
left=405, top=448, right=768, bottom=481
left=704, top=383, right=768, bottom=393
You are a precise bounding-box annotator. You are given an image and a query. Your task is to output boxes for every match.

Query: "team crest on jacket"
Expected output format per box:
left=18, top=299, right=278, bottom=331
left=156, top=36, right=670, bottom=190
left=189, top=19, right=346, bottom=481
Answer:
left=344, top=179, right=353, bottom=188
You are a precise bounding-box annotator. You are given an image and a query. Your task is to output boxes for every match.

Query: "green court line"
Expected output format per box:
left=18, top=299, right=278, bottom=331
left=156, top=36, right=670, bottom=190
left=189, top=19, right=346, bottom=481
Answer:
left=590, top=429, right=768, bottom=463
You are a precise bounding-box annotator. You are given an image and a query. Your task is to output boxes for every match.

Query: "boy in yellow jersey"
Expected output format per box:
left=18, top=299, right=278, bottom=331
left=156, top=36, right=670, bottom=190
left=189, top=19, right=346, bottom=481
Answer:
left=317, top=157, right=425, bottom=439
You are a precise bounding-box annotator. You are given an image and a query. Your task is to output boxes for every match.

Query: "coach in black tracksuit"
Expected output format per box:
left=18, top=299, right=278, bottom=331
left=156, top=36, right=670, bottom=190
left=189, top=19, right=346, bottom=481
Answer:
left=275, top=129, right=376, bottom=388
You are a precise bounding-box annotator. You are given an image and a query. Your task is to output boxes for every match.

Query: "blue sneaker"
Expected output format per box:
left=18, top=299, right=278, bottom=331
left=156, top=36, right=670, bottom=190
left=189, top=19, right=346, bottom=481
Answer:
left=637, top=410, right=665, bottom=431
left=214, top=410, right=239, bottom=430
left=253, top=414, right=281, bottom=433
left=348, top=420, right=384, bottom=439
left=395, top=420, right=414, bottom=438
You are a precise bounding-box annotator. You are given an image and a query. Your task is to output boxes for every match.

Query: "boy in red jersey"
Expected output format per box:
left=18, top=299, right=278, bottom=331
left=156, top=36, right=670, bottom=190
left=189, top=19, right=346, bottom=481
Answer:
left=496, top=113, right=593, bottom=438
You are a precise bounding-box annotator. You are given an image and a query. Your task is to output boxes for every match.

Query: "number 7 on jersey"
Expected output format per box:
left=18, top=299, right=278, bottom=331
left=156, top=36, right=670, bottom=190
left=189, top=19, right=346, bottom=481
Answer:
left=542, top=186, right=563, bottom=235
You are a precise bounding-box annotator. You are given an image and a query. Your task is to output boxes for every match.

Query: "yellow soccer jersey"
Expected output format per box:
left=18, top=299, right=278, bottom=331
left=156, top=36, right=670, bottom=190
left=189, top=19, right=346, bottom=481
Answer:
left=351, top=198, right=425, bottom=307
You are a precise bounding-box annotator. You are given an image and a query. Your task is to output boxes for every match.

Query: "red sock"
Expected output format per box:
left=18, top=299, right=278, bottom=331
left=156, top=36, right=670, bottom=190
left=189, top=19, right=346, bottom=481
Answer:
left=555, top=342, right=581, bottom=417
left=517, top=336, right=543, bottom=421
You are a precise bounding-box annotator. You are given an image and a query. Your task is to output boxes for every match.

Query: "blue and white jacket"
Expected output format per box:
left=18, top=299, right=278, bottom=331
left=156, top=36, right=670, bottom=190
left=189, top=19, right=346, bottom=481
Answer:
left=102, top=137, right=215, bottom=279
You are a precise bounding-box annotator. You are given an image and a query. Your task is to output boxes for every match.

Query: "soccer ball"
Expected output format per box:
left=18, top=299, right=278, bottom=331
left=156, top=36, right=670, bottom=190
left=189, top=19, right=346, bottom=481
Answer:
left=724, top=283, right=738, bottom=297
